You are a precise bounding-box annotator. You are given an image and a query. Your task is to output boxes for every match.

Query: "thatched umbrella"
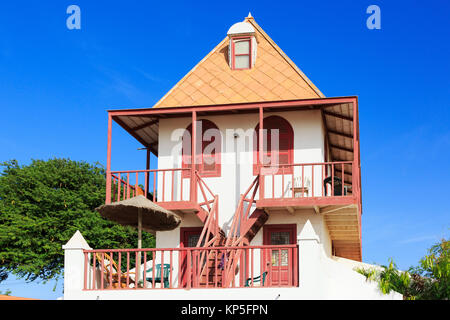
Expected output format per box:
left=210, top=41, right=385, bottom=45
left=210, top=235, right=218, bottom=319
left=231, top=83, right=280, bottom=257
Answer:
left=95, top=195, right=181, bottom=281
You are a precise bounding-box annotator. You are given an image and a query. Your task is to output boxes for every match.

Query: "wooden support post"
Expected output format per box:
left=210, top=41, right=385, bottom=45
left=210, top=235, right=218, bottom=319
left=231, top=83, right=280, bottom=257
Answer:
left=106, top=113, right=112, bottom=204
left=137, top=208, right=142, bottom=284
left=259, top=106, right=264, bottom=200
left=146, top=148, right=151, bottom=199
left=191, top=111, right=197, bottom=203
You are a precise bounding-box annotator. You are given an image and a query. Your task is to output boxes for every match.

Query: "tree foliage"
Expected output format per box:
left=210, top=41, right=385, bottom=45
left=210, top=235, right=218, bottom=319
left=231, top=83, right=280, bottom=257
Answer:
left=356, top=238, right=449, bottom=300
left=0, top=159, right=155, bottom=284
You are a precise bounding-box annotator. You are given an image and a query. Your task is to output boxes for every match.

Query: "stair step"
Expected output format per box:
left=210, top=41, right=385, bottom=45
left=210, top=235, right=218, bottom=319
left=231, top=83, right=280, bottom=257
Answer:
left=242, top=209, right=269, bottom=243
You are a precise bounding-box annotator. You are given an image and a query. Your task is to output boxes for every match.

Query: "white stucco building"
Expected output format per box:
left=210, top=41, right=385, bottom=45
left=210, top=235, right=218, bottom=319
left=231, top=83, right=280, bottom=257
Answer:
left=63, top=15, right=402, bottom=300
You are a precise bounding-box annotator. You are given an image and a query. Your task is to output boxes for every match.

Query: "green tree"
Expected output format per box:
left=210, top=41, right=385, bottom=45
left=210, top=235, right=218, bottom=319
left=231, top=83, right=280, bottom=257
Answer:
left=356, top=238, right=449, bottom=300
left=411, top=239, right=449, bottom=299
left=0, top=159, right=155, bottom=285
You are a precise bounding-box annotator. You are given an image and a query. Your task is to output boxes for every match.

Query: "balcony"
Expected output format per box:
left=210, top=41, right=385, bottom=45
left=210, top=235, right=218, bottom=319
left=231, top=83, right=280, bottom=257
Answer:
left=257, top=161, right=361, bottom=210
left=106, top=168, right=215, bottom=215
left=82, top=245, right=299, bottom=290
left=106, top=161, right=360, bottom=211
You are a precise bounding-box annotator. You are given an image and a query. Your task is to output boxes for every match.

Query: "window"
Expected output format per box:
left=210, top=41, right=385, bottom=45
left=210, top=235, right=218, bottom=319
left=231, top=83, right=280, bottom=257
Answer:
left=182, top=119, right=221, bottom=177
left=231, top=37, right=251, bottom=70
left=254, top=115, right=294, bottom=175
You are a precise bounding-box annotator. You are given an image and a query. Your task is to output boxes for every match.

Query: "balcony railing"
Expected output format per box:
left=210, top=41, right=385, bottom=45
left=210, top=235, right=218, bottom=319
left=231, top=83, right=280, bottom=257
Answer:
left=108, top=168, right=191, bottom=204
left=259, top=161, right=357, bottom=200
left=82, top=245, right=298, bottom=290
left=106, top=161, right=360, bottom=209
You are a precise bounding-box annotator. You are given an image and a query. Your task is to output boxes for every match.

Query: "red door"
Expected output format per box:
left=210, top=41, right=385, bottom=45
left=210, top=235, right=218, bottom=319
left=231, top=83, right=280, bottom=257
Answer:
left=263, top=224, right=296, bottom=286
left=179, top=227, right=203, bottom=287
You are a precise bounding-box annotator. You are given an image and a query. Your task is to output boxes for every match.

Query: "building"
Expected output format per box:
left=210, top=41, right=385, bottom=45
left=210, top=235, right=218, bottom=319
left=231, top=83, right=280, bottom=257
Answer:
left=63, top=15, right=401, bottom=300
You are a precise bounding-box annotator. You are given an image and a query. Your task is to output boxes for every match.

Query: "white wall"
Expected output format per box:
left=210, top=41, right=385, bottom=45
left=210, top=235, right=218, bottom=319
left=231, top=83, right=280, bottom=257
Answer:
left=249, top=209, right=331, bottom=254
left=63, top=228, right=402, bottom=300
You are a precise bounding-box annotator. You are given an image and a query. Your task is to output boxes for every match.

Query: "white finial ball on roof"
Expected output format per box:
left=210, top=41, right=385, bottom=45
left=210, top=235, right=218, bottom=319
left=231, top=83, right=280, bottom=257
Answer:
left=227, top=21, right=255, bottom=36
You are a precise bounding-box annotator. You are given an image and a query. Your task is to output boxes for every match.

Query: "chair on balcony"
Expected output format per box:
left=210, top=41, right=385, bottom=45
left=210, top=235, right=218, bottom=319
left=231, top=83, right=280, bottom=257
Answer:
left=143, top=263, right=171, bottom=288
left=95, top=253, right=135, bottom=288
left=291, top=176, right=311, bottom=197
left=245, top=271, right=268, bottom=287
left=323, top=176, right=347, bottom=196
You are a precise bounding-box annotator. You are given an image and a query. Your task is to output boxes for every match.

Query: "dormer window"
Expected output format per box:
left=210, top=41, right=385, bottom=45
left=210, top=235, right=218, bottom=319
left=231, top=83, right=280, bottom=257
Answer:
left=231, top=37, right=251, bottom=70
left=227, top=20, right=256, bottom=70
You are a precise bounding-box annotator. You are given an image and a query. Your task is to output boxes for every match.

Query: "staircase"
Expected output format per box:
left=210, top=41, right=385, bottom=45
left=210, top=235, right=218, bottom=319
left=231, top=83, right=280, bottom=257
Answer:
left=193, top=173, right=227, bottom=286
left=194, top=174, right=269, bottom=288
left=221, top=176, right=270, bottom=287
left=197, top=208, right=269, bottom=287
left=198, top=230, right=226, bottom=287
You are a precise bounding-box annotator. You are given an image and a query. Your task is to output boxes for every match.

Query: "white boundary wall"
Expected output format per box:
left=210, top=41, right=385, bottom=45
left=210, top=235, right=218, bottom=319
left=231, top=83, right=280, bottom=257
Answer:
left=63, top=224, right=402, bottom=300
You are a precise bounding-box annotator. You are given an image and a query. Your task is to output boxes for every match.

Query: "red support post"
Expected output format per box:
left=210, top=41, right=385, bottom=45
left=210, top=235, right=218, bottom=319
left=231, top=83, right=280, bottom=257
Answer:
left=153, top=172, right=156, bottom=202
left=106, top=114, right=112, bottom=204
left=191, top=111, right=197, bottom=203
left=100, top=253, right=104, bottom=289
left=162, top=171, right=166, bottom=202
left=83, top=252, right=88, bottom=290
left=146, top=149, right=150, bottom=199
left=126, top=252, right=130, bottom=288
left=92, top=253, right=96, bottom=290
left=169, top=250, right=173, bottom=288
left=259, top=106, right=264, bottom=200
left=187, top=249, right=192, bottom=289
left=143, top=251, right=147, bottom=289
left=118, top=252, right=122, bottom=288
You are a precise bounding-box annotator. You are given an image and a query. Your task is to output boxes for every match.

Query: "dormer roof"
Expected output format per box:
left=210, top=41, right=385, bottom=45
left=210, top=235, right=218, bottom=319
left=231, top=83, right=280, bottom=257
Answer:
left=227, top=21, right=255, bottom=35
left=153, top=16, right=324, bottom=109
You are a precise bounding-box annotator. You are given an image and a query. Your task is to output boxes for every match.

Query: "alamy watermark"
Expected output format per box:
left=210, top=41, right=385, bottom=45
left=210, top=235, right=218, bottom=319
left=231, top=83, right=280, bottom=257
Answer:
left=169, top=123, right=280, bottom=168
left=66, top=5, right=81, bottom=30
left=64, top=5, right=380, bottom=33
left=366, top=5, right=381, bottom=30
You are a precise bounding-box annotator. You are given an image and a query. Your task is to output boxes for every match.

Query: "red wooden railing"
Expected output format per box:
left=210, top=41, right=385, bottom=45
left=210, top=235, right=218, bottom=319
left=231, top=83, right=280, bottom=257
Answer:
left=107, top=168, right=190, bottom=204
left=258, top=161, right=356, bottom=200
left=226, top=175, right=259, bottom=247
left=193, top=172, right=222, bottom=283
left=195, top=172, right=216, bottom=214
left=107, top=161, right=359, bottom=205
left=83, top=245, right=298, bottom=290
left=222, top=176, right=260, bottom=287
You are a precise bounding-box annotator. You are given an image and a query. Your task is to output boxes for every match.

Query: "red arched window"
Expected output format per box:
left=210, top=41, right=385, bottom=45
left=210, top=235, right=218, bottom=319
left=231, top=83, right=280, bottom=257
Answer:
left=254, top=115, right=294, bottom=175
left=182, top=119, right=221, bottom=177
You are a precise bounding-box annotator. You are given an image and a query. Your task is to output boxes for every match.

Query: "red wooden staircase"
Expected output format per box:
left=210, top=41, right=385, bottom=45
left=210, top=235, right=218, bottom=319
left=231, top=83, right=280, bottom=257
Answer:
left=221, top=176, right=268, bottom=287
left=194, top=174, right=268, bottom=288
left=193, top=173, right=227, bottom=287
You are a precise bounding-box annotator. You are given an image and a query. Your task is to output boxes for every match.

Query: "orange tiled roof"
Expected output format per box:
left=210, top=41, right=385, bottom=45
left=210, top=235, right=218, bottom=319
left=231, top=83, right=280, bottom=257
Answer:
left=153, top=16, right=324, bottom=108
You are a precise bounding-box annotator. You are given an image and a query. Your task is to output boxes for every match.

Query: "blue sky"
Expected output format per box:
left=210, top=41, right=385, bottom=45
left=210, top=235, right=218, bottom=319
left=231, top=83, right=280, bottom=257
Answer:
left=0, top=1, right=449, bottom=299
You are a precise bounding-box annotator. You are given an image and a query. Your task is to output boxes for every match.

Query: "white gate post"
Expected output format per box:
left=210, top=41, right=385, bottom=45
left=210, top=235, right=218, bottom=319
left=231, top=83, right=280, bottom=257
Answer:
left=62, top=230, right=92, bottom=299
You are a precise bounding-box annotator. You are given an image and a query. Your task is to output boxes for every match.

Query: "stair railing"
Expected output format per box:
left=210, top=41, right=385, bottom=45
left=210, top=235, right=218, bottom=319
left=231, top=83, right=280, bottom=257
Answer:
left=194, top=172, right=221, bottom=286
left=195, top=171, right=219, bottom=247
left=223, top=175, right=260, bottom=287
left=195, top=196, right=220, bottom=285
